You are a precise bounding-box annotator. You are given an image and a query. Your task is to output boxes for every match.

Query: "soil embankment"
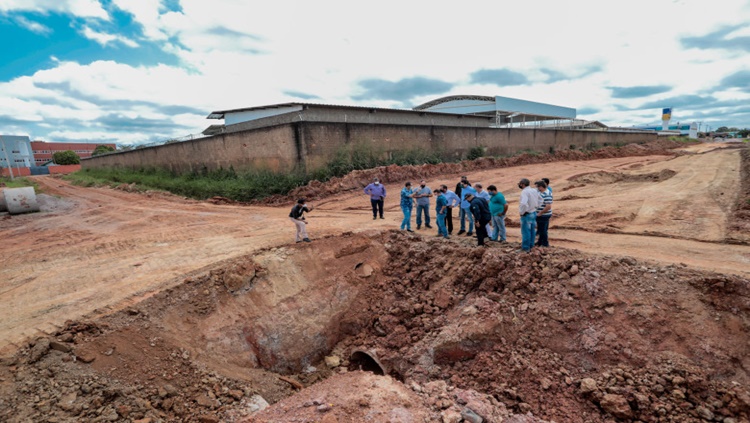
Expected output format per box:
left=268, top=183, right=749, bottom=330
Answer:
left=1, top=232, right=748, bottom=422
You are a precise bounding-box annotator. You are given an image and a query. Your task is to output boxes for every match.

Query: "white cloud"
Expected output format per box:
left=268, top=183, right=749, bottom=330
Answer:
left=81, top=26, right=139, bottom=48
left=0, top=0, right=109, bottom=20
left=16, top=15, right=51, bottom=34
left=3, top=0, right=750, bottom=144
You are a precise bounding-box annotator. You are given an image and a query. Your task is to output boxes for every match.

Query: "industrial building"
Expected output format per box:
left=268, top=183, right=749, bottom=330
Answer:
left=412, top=95, right=578, bottom=128
left=85, top=95, right=658, bottom=175
left=205, top=95, right=586, bottom=134
left=0, top=135, right=34, bottom=170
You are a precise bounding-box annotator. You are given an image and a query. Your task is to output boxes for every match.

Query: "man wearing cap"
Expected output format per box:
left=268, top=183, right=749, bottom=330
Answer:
left=465, top=192, right=492, bottom=246
left=518, top=178, right=542, bottom=252
left=363, top=177, right=386, bottom=220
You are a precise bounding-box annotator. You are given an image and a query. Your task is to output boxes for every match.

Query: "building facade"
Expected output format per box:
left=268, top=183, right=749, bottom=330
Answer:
left=31, top=141, right=117, bottom=165
left=0, top=135, right=34, bottom=169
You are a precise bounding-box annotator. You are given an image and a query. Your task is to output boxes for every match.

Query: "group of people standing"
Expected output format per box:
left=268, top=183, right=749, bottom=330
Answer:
left=289, top=175, right=553, bottom=252
left=396, top=176, right=552, bottom=250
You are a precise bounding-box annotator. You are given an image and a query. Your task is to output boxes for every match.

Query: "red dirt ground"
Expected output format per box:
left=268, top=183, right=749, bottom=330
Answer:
left=0, top=140, right=748, bottom=422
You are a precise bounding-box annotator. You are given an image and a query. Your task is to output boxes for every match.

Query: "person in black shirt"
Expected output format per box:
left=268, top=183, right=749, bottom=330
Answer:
left=465, top=192, right=491, bottom=246
left=289, top=198, right=313, bottom=243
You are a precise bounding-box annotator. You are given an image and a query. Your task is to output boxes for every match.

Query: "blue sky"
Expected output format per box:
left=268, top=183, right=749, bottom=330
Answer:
left=1, top=0, right=749, bottom=145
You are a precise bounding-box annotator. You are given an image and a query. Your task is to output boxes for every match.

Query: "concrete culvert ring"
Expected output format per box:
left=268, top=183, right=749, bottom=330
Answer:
left=349, top=349, right=387, bottom=375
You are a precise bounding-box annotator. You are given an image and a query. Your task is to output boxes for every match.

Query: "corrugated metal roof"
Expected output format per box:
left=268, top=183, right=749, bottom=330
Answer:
left=207, top=102, right=421, bottom=119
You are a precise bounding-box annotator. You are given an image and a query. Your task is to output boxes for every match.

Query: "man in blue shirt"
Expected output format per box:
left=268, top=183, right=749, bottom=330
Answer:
left=441, top=185, right=460, bottom=235
left=363, top=177, right=386, bottom=220
left=400, top=181, right=415, bottom=232
left=414, top=180, right=433, bottom=230
left=458, top=180, right=476, bottom=236
left=434, top=188, right=449, bottom=238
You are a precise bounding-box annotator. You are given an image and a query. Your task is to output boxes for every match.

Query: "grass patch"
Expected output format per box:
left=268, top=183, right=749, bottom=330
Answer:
left=0, top=176, right=39, bottom=190
left=66, top=143, right=448, bottom=201
left=66, top=167, right=308, bottom=202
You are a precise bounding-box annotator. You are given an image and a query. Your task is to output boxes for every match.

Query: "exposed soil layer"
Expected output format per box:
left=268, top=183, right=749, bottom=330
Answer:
left=2, top=231, right=748, bottom=422
left=729, top=147, right=750, bottom=243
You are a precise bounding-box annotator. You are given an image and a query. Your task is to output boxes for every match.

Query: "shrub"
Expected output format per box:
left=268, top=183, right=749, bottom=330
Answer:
left=53, top=150, right=80, bottom=165
left=467, top=146, right=485, bottom=160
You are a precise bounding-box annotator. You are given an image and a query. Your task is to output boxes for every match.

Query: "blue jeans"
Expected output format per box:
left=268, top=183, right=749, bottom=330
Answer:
left=536, top=214, right=550, bottom=246
left=436, top=213, right=448, bottom=237
left=459, top=207, right=474, bottom=232
left=491, top=214, right=506, bottom=241
left=416, top=204, right=430, bottom=227
left=521, top=212, right=537, bottom=251
left=401, top=206, right=412, bottom=230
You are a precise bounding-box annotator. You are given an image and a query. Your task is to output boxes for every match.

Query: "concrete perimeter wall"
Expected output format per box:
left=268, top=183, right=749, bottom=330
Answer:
left=83, top=122, right=658, bottom=175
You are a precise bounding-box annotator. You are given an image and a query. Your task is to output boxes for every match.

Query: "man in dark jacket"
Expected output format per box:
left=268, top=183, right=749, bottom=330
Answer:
left=465, top=192, right=491, bottom=246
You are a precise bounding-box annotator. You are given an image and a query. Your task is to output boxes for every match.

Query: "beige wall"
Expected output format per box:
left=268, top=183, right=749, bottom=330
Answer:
left=83, top=122, right=658, bottom=174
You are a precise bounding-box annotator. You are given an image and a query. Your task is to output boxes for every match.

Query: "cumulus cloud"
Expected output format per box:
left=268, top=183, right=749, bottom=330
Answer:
left=681, top=24, right=750, bottom=52
left=539, top=65, right=603, bottom=83
left=352, top=77, right=453, bottom=103
left=609, top=85, right=672, bottom=99
left=0, top=0, right=109, bottom=20
left=81, top=26, right=138, bottom=47
left=718, top=70, right=750, bottom=92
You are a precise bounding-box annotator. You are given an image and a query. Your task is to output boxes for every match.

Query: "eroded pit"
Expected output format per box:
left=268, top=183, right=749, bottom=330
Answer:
left=2, top=231, right=749, bottom=423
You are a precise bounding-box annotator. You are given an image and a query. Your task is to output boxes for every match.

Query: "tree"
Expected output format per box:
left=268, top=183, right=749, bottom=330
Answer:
left=91, top=145, right=115, bottom=156
left=52, top=150, right=80, bottom=165
left=716, top=126, right=730, bottom=133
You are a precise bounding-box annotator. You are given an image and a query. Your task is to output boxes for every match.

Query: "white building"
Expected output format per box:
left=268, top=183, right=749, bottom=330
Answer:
left=0, top=135, right=34, bottom=169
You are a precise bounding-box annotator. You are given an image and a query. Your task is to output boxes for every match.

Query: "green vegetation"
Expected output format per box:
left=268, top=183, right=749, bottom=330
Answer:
left=53, top=150, right=81, bottom=165
left=91, top=145, right=116, bottom=156
left=66, top=167, right=307, bottom=202
left=309, top=143, right=443, bottom=181
left=66, top=143, right=447, bottom=201
left=467, top=146, right=486, bottom=160
left=0, top=176, right=38, bottom=190
left=584, top=141, right=601, bottom=151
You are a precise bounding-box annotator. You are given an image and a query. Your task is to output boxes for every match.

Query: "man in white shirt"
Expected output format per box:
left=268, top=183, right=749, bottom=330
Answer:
left=518, top=178, right=542, bottom=252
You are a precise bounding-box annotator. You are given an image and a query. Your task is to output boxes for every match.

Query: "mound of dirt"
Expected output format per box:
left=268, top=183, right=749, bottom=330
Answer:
left=258, top=139, right=690, bottom=205
left=1, top=230, right=747, bottom=423
left=332, top=232, right=750, bottom=422
left=568, top=168, right=677, bottom=185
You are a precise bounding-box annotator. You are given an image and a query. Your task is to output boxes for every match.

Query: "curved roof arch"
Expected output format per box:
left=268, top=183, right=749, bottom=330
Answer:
left=413, top=95, right=494, bottom=111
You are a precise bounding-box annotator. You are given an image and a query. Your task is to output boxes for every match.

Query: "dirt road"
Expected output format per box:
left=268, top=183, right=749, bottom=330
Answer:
left=0, top=142, right=747, bottom=352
